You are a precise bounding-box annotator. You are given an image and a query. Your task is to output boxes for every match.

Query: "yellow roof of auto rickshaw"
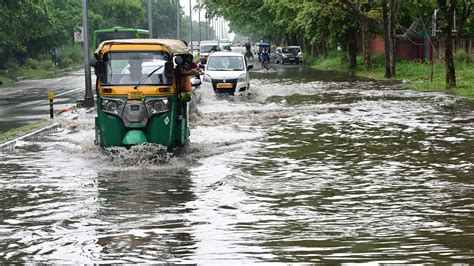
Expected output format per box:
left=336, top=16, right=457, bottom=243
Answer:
left=95, top=39, right=190, bottom=55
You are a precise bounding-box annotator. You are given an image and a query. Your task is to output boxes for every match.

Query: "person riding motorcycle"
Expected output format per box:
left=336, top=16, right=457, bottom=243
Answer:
left=244, top=42, right=253, bottom=61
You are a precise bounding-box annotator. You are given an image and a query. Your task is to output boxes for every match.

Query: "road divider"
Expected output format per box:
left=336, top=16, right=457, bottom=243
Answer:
left=0, top=123, right=60, bottom=153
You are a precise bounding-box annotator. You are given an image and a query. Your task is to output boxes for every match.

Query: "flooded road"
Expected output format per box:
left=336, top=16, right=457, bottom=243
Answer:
left=0, top=71, right=87, bottom=132
left=0, top=64, right=473, bottom=263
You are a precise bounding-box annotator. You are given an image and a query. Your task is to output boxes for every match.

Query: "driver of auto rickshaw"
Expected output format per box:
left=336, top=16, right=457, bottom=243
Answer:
left=119, top=59, right=160, bottom=85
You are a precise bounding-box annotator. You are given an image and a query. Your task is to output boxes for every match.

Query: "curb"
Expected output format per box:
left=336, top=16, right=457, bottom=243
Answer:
left=0, top=123, right=61, bottom=152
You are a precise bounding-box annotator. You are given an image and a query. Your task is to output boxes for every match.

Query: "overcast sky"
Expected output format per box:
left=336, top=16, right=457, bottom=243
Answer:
left=180, top=0, right=205, bottom=20
left=179, top=0, right=233, bottom=40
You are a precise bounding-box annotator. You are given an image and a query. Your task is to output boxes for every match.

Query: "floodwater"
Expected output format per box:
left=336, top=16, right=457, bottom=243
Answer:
left=0, top=64, right=473, bottom=263
left=0, top=71, right=86, bottom=132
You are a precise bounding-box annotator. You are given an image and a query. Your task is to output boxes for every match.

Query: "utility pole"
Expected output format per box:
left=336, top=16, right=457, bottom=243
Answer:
left=214, top=18, right=218, bottom=40
left=177, top=0, right=180, bottom=39
left=205, top=17, right=208, bottom=40
left=147, top=0, right=153, bottom=38
left=198, top=0, right=201, bottom=45
left=82, top=0, right=94, bottom=108
left=189, top=0, right=193, bottom=53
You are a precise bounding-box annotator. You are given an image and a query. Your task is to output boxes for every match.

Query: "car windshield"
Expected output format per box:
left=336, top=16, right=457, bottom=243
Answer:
left=288, top=47, right=301, bottom=54
left=102, top=52, right=170, bottom=85
left=201, top=45, right=218, bottom=53
left=207, top=56, right=245, bottom=71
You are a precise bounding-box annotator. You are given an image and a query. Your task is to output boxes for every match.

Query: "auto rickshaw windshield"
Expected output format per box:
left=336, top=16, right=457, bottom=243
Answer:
left=101, top=51, right=171, bottom=86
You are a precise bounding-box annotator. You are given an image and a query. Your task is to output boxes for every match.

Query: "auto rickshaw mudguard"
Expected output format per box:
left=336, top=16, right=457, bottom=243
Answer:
left=122, top=130, right=148, bottom=146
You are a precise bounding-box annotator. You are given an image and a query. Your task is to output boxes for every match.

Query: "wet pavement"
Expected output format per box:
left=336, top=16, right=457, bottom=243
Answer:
left=0, top=63, right=473, bottom=263
left=0, top=71, right=88, bottom=132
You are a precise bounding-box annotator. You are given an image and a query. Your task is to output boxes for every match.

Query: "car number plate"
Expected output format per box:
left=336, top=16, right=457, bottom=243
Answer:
left=217, top=83, right=233, bottom=89
left=128, top=90, right=143, bottom=99
left=289, top=58, right=295, bottom=60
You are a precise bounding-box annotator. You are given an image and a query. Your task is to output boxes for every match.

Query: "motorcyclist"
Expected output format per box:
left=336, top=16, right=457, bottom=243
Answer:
left=244, top=42, right=253, bottom=61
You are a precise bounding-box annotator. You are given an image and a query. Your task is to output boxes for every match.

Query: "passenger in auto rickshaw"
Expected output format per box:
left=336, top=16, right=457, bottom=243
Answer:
left=179, top=55, right=202, bottom=102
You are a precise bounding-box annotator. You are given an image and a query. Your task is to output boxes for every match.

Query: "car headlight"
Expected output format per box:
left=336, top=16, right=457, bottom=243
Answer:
left=145, top=98, right=169, bottom=115
left=282, top=54, right=287, bottom=58
left=238, top=74, right=247, bottom=83
left=203, top=74, right=212, bottom=83
left=101, top=98, right=125, bottom=116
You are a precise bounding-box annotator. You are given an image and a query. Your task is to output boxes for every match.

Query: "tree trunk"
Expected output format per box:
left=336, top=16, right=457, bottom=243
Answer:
left=347, top=27, right=357, bottom=69
left=303, top=38, right=309, bottom=54
left=382, top=0, right=392, bottom=78
left=437, top=0, right=457, bottom=88
left=311, top=45, right=317, bottom=57
left=340, top=44, right=348, bottom=66
left=322, top=41, right=328, bottom=59
left=361, top=20, right=372, bottom=71
left=389, top=0, right=401, bottom=76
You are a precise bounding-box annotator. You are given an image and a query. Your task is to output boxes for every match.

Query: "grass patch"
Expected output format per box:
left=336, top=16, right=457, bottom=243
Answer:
left=307, top=50, right=474, bottom=99
left=0, top=119, right=53, bottom=144
left=304, top=51, right=344, bottom=71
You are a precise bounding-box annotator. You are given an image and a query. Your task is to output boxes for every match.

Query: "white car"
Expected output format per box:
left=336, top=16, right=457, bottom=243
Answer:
left=202, top=52, right=253, bottom=95
left=200, top=40, right=220, bottom=62
left=287, top=46, right=303, bottom=63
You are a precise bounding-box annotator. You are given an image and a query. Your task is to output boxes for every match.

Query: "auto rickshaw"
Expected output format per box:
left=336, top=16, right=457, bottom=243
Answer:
left=255, top=42, right=271, bottom=62
left=89, top=39, right=201, bottom=150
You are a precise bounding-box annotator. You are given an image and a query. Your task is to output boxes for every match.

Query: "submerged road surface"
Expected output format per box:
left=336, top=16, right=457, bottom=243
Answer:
left=0, top=63, right=473, bottom=263
left=0, top=71, right=89, bottom=133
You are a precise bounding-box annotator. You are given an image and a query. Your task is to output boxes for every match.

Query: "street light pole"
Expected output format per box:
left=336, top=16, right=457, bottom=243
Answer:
left=177, top=0, right=180, bottom=39
left=82, top=0, right=94, bottom=108
left=198, top=0, right=201, bottom=45
left=189, top=0, right=193, bottom=53
left=147, top=0, right=153, bottom=38
left=205, top=17, right=208, bottom=40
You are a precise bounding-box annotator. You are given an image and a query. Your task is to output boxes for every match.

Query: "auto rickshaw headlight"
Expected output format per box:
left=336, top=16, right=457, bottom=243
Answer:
left=106, top=101, right=118, bottom=112
left=101, top=98, right=125, bottom=116
left=153, top=100, right=165, bottom=111
left=146, top=98, right=169, bottom=115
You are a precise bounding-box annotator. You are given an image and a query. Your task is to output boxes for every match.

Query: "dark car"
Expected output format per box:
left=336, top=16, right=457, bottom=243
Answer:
left=275, top=47, right=301, bottom=64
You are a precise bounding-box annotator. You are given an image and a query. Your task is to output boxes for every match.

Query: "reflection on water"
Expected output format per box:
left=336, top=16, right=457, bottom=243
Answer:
left=0, top=65, right=473, bottom=263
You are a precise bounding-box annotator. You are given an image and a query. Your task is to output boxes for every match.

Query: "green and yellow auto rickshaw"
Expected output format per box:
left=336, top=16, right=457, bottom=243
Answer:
left=90, top=39, right=200, bottom=150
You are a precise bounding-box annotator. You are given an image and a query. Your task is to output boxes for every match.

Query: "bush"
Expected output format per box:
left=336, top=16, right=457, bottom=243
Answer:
left=57, top=45, right=83, bottom=66
left=454, top=49, right=470, bottom=64
left=25, top=58, right=40, bottom=69
left=58, top=57, right=73, bottom=68
left=4, top=59, right=19, bottom=69
left=53, top=45, right=82, bottom=68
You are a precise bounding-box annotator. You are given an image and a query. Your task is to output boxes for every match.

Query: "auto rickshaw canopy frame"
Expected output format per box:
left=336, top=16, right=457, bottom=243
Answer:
left=95, top=39, right=190, bottom=55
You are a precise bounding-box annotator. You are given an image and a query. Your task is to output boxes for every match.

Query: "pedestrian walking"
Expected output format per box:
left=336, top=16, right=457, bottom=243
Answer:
left=50, top=47, right=58, bottom=66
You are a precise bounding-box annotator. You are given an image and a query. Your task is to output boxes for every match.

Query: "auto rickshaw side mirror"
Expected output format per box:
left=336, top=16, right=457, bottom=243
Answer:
left=89, top=58, right=98, bottom=67
left=174, top=55, right=184, bottom=65
left=164, top=61, right=174, bottom=79
left=247, top=65, right=253, bottom=70
left=93, top=61, right=106, bottom=79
